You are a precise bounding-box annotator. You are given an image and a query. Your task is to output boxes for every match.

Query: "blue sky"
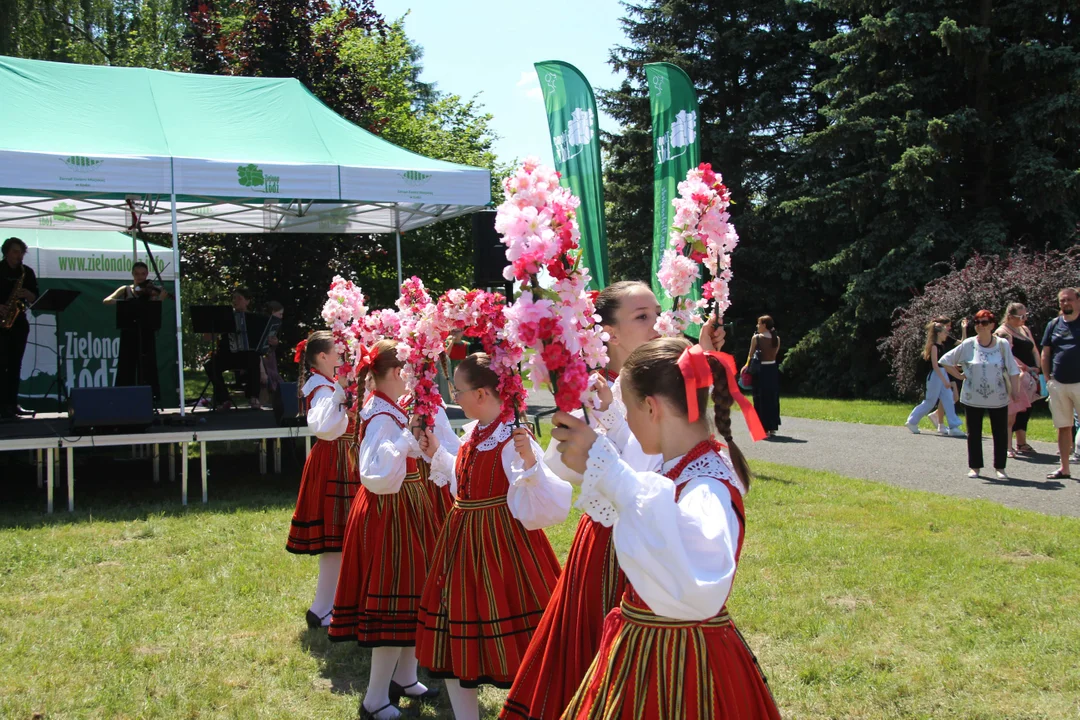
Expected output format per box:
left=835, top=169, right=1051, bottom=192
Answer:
left=375, top=0, right=630, bottom=168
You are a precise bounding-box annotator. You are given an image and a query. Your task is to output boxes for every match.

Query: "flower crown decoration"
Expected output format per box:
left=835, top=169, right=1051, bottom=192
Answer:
left=320, top=276, right=368, bottom=397
left=495, top=157, right=609, bottom=413
left=357, top=308, right=402, bottom=347
left=655, top=163, right=739, bottom=336
left=395, top=276, right=449, bottom=426
left=435, top=288, right=526, bottom=421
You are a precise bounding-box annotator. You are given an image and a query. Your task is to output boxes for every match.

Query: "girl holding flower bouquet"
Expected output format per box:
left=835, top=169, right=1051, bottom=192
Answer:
left=415, top=353, right=572, bottom=720
left=550, top=333, right=780, bottom=720
left=285, top=331, right=361, bottom=629
left=503, top=280, right=672, bottom=720
left=328, top=339, right=458, bottom=720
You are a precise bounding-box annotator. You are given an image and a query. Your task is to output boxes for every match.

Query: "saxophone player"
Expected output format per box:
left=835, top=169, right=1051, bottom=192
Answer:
left=0, top=237, right=39, bottom=420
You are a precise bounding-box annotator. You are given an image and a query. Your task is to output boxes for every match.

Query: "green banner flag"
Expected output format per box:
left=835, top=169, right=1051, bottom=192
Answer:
left=646, top=62, right=701, bottom=332
left=534, top=60, right=608, bottom=290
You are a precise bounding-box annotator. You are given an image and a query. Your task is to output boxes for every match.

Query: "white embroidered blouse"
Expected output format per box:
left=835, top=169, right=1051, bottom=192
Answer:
left=357, top=395, right=459, bottom=495
left=301, top=374, right=348, bottom=441
left=583, top=435, right=744, bottom=621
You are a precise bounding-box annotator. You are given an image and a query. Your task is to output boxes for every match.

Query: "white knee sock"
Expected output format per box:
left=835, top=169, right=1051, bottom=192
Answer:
left=310, top=552, right=341, bottom=622
left=390, top=646, right=429, bottom=694
left=444, top=679, right=479, bottom=720
left=363, top=646, right=403, bottom=718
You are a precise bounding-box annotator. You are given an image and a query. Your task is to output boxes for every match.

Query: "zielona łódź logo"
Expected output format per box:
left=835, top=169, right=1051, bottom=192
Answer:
left=60, top=156, right=105, bottom=170
left=237, top=164, right=281, bottom=194
left=400, top=171, right=431, bottom=186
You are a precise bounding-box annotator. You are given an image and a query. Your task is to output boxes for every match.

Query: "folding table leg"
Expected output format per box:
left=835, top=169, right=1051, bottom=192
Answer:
left=200, top=441, right=208, bottom=504
left=181, top=442, right=188, bottom=505
left=46, top=448, right=54, bottom=514
left=259, top=439, right=267, bottom=475
left=67, top=446, right=74, bottom=512
left=273, top=438, right=281, bottom=474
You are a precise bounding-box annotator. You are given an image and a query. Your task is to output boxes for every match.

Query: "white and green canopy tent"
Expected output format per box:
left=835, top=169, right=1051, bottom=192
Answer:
left=0, top=55, right=491, bottom=412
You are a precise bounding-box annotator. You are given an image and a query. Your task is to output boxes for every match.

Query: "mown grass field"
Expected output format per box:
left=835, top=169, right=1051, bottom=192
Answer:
left=2, top=446, right=1078, bottom=719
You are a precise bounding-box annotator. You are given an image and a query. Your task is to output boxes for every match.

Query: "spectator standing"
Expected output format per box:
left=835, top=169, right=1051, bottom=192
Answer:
left=940, top=310, right=1020, bottom=480
left=905, top=321, right=964, bottom=436
left=995, top=303, right=1040, bottom=457
left=745, top=315, right=781, bottom=437
left=932, top=316, right=964, bottom=432
left=1041, top=288, right=1080, bottom=479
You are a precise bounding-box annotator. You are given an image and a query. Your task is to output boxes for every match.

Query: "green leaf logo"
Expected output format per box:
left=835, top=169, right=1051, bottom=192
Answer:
left=401, top=170, right=432, bottom=186
left=60, top=156, right=104, bottom=169
left=53, top=201, right=77, bottom=222
left=237, top=164, right=265, bottom=188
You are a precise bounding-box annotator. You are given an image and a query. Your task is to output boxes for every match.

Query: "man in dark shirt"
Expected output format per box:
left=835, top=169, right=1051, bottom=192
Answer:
left=1041, top=287, right=1080, bottom=479
left=0, top=237, right=39, bottom=419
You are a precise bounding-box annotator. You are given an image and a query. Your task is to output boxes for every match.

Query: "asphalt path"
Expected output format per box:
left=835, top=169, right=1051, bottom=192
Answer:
left=729, top=415, right=1080, bottom=518
left=526, top=388, right=1079, bottom=518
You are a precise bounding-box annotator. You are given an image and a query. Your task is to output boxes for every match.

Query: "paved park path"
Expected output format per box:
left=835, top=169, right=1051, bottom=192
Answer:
left=728, top=415, right=1080, bottom=518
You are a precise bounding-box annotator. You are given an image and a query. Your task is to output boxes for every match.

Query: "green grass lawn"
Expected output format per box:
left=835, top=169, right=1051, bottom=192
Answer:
left=2, top=450, right=1078, bottom=719
left=775, top=395, right=1062, bottom=443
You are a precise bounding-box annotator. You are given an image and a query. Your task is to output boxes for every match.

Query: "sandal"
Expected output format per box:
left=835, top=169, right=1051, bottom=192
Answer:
left=1046, top=469, right=1072, bottom=480
left=1017, top=443, right=1035, bottom=454
left=359, top=701, right=399, bottom=720
left=389, top=680, right=440, bottom=701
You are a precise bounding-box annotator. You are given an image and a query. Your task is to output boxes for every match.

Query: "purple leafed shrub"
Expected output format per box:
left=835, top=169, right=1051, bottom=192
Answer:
left=879, top=247, right=1080, bottom=398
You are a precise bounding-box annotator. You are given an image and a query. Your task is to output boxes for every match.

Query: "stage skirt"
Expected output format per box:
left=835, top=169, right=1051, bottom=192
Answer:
left=327, top=471, right=440, bottom=645
left=561, top=601, right=781, bottom=720
left=285, top=431, right=359, bottom=555
left=502, top=515, right=626, bottom=720
left=415, top=495, right=562, bottom=688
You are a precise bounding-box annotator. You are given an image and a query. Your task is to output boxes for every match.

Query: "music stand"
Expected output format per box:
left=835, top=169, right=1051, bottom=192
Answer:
left=190, top=305, right=240, bottom=411
left=31, top=289, right=81, bottom=413
left=116, top=300, right=162, bottom=408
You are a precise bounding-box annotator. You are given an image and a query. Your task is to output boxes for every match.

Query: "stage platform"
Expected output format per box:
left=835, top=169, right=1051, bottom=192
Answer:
left=0, top=405, right=495, bottom=514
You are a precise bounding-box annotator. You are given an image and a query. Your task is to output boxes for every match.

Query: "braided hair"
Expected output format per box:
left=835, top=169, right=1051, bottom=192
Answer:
left=623, top=337, right=752, bottom=490
left=297, top=330, right=335, bottom=408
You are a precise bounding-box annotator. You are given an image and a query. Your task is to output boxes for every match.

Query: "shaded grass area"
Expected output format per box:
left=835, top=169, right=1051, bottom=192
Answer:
left=775, top=395, right=1062, bottom=443
left=2, top=448, right=1079, bottom=718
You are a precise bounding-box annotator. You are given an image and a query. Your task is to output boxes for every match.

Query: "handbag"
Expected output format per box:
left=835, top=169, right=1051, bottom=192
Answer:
left=748, top=349, right=762, bottom=376
left=739, top=367, right=754, bottom=390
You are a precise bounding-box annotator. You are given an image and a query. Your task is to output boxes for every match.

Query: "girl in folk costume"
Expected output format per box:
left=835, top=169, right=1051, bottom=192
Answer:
left=285, top=331, right=361, bottom=629
left=327, top=339, right=458, bottom=720
left=551, top=335, right=781, bottom=720
left=415, top=353, right=572, bottom=720
left=503, top=280, right=670, bottom=720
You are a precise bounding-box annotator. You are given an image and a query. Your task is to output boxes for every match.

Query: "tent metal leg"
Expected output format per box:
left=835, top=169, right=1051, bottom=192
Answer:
left=395, top=228, right=403, bottom=288
left=67, top=446, right=74, bottom=512
left=170, top=191, right=186, bottom=419
left=181, top=442, right=188, bottom=505
left=46, top=448, right=54, bottom=514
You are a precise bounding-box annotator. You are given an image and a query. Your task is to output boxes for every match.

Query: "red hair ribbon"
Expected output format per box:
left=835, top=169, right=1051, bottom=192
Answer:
left=292, top=339, right=308, bottom=364
left=586, top=290, right=600, bottom=304
left=354, top=344, right=379, bottom=374
left=676, top=344, right=767, bottom=442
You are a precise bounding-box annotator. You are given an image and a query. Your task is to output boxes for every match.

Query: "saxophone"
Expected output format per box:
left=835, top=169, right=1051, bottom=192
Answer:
left=2, top=266, right=26, bottom=329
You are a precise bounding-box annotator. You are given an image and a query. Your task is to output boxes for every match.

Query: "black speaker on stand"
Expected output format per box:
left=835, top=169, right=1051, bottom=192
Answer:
left=69, top=386, right=154, bottom=434
left=472, top=211, right=514, bottom=299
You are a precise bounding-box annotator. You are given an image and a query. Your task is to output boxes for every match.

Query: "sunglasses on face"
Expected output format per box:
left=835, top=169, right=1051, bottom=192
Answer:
left=975, top=319, right=994, bottom=326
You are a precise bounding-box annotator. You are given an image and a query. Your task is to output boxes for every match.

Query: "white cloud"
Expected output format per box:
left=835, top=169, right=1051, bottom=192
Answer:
left=526, top=87, right=543, bottom=100
left=516, top=70, right=538, bottom=88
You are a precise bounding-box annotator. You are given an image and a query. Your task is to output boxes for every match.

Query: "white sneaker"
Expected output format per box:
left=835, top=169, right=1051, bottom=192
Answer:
left=996, top=470, right=1009, bottom=480
left=948, top=428, right=967, bottom=438
left=905, top=422, right=921, bottom=435
left=938, top=425, right=949, bottom=436
left=968, top=469, right=980, bottom=478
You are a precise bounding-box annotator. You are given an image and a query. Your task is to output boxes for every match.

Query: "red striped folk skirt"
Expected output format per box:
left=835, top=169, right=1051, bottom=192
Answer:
left=502, top=515, right=626, bottom=720
left=415, top=495, right=563, bottom=688
left=418, top=458, right=454, bottom=529
left=562, top=601, right=782, bottom=720
left=285, top=435, right=360, bottom=554
left=327, top=471, right=440, bottom=645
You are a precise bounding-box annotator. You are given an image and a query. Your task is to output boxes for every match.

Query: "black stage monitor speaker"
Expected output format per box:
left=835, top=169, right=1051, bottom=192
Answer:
left=274, top=382, right=306, bottom=427
left=69, top=386, right=154, bottom=434
left=472, top=211, right=509, bottom=287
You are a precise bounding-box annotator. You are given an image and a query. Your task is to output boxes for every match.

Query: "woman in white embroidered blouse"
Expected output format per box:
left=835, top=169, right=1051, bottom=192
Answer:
left=549, top=335, right=781, bottom=719
left=940, top=309, right=1021, bottom=480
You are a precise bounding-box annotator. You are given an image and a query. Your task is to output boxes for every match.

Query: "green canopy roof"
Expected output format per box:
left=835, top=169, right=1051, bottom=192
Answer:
left=0, top=55, right=491, bottom=233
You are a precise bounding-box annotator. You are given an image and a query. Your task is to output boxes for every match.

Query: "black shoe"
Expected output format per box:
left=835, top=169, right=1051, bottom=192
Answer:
left=359, top=700, right=398, bottom=719
left=389, top=680, right=440, bottom=702
left=305, top=609, right=330, bottom=629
